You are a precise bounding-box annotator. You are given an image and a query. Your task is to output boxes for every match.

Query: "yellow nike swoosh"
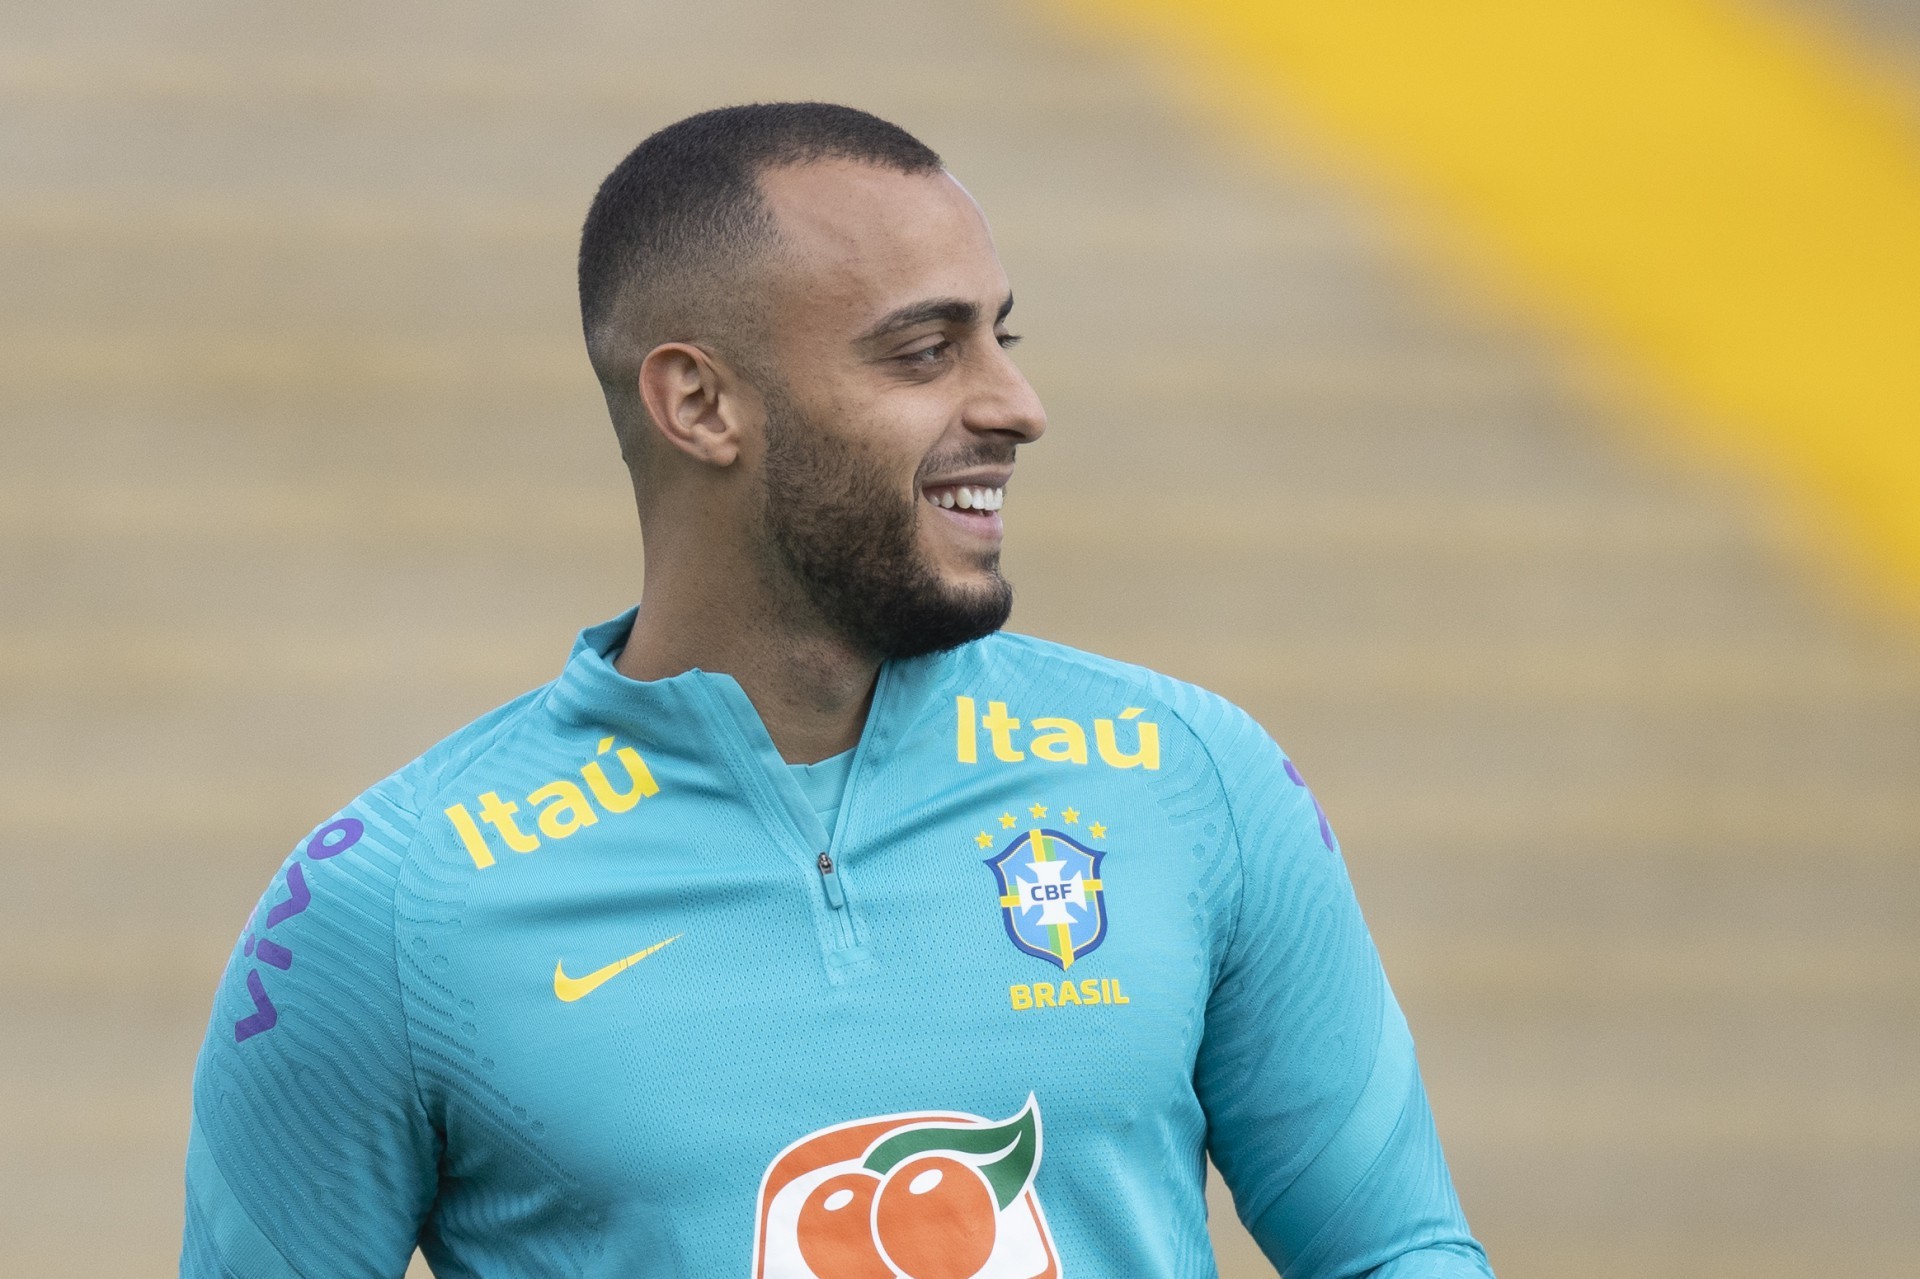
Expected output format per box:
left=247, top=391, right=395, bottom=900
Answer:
left=553, top=934, right=681, bottom=1003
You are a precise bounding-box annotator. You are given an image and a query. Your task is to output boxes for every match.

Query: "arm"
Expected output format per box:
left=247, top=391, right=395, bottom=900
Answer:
left=181, top=784, right=438, bottom=1279
left=1193, top=716, right=1492, bottom=1279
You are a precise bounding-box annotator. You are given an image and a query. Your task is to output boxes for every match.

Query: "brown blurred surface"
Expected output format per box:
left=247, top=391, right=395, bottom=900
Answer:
left=1, top=3, right=1916, bottom=1275
left=1805, top=0, right=1920, bottom=52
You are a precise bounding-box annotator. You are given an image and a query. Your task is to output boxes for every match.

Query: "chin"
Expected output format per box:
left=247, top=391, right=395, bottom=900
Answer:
left=921, top=534, right=1001, bottom=577
left=933, top=562, right=1003, bottom=599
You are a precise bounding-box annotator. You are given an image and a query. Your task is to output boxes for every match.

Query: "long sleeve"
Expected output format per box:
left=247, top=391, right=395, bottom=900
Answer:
left=181, top=781, right=437, bottom=1278
left=1192, top=713, right=1492, bottom=1279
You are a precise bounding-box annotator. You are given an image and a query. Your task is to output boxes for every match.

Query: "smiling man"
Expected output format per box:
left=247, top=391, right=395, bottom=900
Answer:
left=182, top=105, right=1494, bottom=1279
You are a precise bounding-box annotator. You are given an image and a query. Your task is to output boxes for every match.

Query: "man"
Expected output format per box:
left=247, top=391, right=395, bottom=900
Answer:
left=182, top=104, right=1493, bottom=1278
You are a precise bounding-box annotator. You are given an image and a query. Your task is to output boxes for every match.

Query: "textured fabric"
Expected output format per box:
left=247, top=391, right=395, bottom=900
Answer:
left=788, top=747, right=857, bottom=842
left=181, top=1118, right=304, bottom=1279
left=182, top=611, right=1491, bottom=1278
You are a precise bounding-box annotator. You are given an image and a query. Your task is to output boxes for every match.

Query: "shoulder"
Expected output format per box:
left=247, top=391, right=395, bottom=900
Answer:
left=250, top=680, right=560, bottom=929
left=204, top=680, right=562, bottom=1057
left=948, top=633, right=1326, bottom=855
left=954, top=631, right=1285, bottom=767
left=344, top=680, right=559, bottom=848
left=408, top=681, right=559, bottom=807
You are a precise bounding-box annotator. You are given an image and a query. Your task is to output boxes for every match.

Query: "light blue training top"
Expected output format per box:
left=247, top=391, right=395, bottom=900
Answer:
left=182, top=612, right=1493, bottom=1279
left=788, top=748, right=856, bottom=843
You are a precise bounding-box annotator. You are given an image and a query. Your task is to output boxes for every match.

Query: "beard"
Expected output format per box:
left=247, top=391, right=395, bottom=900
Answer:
left=757, top=385, right=1014, bottom=661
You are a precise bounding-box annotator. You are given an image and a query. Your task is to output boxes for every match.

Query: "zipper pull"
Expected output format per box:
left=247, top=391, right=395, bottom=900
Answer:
left=816, top=851, right=847, bottom=910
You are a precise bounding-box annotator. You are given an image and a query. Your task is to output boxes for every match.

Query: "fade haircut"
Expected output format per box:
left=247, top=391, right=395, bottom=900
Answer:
left=578, top=103, right=943, bottom=465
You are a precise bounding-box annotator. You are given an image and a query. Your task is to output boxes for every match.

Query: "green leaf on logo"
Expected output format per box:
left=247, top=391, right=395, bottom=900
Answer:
left=861, top=1095, right=1041, bottom=1212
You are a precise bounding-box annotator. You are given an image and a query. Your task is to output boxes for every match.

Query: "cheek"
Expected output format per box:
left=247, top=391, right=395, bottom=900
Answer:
left=865, top=428, right=944, bottom=503
left=779, top=379, right=954, bottom=502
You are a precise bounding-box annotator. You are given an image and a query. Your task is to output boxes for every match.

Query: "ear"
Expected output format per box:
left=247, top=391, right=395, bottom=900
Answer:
left=636, top=342, right=748, bottom=468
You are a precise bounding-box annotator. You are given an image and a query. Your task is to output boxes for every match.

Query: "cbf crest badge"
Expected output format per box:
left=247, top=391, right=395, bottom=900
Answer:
left=984, top=822, right=1108, bottom=970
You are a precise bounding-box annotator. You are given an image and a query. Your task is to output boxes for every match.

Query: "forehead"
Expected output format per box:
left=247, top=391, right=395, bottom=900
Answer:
left=756, top=161, right=1006, bottom=335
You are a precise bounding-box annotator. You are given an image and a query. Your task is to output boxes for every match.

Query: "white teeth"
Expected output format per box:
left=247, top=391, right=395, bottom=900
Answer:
left=926, top=485, right=1004, bottom=512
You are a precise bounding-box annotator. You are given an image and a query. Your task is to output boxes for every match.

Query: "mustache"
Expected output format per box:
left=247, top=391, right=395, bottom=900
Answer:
left=915, top=442, right=1019, bottom=482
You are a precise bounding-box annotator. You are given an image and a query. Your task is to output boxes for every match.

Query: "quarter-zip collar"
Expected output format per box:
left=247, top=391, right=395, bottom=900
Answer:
left=543, top=610, right=957, bottom=978
left=544, top=609, right=953, bottom=778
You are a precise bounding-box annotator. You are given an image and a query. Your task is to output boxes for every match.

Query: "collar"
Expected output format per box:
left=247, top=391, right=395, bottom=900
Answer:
left=543, top=609, right=956, bottom=760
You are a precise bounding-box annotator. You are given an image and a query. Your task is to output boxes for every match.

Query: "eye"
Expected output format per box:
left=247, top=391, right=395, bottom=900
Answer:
left=996, top=331, right=1023, bottom=349
left=897, top=339, right=952, bottom=367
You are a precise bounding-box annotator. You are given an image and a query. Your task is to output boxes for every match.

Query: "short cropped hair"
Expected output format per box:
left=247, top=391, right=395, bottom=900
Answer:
left=579, top=103, right=943, bottom=461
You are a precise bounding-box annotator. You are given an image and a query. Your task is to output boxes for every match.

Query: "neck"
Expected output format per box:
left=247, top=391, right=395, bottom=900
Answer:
left=614, top=558, right=880, bottom=766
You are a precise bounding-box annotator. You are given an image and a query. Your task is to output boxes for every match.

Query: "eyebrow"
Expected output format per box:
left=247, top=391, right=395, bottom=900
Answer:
left=858, top=292, right=1016, bottom=345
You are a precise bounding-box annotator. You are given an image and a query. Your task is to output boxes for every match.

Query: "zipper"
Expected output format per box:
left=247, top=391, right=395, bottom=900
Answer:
left=816, top=851, right=848, bottom=910
left=693, top=672, right=866, bottom=962
left=815, top=848, right=859, bottom=961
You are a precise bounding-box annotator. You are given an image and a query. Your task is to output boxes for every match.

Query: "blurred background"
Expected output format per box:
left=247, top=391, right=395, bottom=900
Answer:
left=1, top=1, right=1915, bottom=1275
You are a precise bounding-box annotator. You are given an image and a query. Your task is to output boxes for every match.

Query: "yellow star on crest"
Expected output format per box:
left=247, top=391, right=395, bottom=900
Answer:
left=1089, top=822, right=1108, bottom=839
left=1028, top=803, right=1048, bottom=819
left=998, top=812, right=1017, bottom=829
left=1062, top=807, right=1080, bottom=824
left=974, top=831, right=993, bottom=848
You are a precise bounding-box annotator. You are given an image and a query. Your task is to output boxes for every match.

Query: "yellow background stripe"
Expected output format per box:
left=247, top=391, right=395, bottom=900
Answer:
left=1030, top=829, right=1077, bottom=968
left=1047, top=0, right=1920, bottom=619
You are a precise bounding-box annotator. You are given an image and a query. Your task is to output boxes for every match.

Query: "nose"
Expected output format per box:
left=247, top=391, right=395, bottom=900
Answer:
left=965, top=342, right=1048, bottom=444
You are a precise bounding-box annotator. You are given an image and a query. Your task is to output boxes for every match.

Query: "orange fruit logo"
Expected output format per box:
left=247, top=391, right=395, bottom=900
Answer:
left=751, top=1096, right=1060, bottom=1279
